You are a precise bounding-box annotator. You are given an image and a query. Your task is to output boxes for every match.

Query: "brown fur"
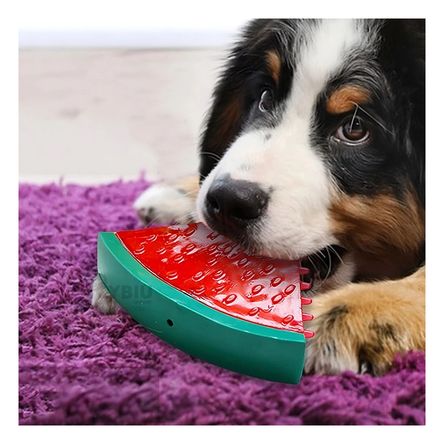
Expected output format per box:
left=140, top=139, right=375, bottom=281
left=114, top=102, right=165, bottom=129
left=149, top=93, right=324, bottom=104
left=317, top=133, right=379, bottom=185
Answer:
left=174, top=176, right=200, bottom=200
left=216, top=98, right=242, bottom=147
left=266, top=51, right=281, bottom=85
left=169, top=174, right=425, bottom=375
left=329, top=189, right=424, bottom=279
left=326, top=85, right=370, bottom=114
left=305, top=267, right=425, bottom=375
left=201, top=96, right=243, bottom=167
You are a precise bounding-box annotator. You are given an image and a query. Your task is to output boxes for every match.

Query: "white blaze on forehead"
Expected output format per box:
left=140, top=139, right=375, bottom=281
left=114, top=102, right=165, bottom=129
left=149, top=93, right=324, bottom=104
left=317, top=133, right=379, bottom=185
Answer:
left=197, top=19, right=369, bottom=259
left=287, top=19, right=363, bottom=119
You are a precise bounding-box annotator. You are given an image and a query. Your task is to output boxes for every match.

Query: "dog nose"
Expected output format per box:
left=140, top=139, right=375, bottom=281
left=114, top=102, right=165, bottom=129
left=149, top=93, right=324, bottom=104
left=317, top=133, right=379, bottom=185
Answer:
left=205, top=178, right=269, bottom=230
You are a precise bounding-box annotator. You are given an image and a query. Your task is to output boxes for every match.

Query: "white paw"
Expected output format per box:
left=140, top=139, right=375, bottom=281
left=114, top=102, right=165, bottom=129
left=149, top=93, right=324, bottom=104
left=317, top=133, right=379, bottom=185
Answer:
left=303, top=299, right=359, bottom=375
left=91, top=275, right=119, bottom=314
left=133, top=183, right=196, bottom=226
left=304, top=330, right=359, bottom=375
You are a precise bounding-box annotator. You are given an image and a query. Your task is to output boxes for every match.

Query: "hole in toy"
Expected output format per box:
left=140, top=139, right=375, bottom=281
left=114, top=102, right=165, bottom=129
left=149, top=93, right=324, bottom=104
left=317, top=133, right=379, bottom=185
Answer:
left=166, top=319, right=174, bottom=327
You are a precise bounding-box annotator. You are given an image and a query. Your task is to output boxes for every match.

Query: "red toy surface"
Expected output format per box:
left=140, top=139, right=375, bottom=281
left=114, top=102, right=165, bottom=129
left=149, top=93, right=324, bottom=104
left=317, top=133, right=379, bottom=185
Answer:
left=117, top=223, right=314, bottom=337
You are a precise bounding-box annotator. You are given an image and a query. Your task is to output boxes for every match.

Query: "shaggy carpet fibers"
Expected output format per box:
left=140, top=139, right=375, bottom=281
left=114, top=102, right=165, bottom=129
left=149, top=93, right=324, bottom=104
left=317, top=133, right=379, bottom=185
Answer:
left=19, top=179, right=425, bottom=425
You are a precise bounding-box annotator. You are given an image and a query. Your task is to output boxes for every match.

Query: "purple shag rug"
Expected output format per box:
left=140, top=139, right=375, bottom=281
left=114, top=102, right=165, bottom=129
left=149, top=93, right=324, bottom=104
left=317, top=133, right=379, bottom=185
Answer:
left=19, top=179, right=425, bottom=425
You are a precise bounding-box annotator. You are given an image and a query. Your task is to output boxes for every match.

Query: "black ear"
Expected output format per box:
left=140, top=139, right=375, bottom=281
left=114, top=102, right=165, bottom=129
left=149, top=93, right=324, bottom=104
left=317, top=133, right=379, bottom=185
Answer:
left=378, top=19, right=425, bottom=204
left=198, top=61, right=247, bottom=181
left=198, top=19, right=277, bottom=182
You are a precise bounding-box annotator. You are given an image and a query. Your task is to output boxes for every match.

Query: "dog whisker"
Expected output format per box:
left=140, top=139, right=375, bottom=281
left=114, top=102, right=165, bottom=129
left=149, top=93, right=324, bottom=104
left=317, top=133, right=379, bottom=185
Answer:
left=350, top=103, right=359, bottom=129
left=327, top=245, right=345, bottom=266
left=351, top=102, right=395, bottom=136
left=306, top=256, right=321, bottom=279
left=200, top=151, right=223, bottom=162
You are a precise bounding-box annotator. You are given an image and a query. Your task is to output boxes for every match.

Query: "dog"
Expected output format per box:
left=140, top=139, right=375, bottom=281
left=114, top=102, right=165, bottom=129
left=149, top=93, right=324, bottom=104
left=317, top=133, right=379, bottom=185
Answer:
left=92, top=19, right=425, bottom=376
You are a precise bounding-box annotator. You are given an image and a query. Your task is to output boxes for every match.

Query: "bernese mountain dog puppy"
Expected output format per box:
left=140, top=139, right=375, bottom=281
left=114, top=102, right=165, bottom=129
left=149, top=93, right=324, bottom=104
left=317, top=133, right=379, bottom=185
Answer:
left=93, top=19, right=425, bottom=376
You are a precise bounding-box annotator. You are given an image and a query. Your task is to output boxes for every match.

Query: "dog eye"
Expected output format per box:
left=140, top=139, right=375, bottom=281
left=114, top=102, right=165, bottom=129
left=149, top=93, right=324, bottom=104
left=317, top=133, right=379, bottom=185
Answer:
left=334, top=116, right=370, bottom=144
left=258, top=89, right=273, bottom=113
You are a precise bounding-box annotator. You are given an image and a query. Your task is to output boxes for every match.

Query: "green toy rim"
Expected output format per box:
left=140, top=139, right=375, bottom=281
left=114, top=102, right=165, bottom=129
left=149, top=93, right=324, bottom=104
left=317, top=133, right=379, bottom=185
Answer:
left=100, top=232, right=306, bottom=342
left=98, top=231, right=306, bottom=383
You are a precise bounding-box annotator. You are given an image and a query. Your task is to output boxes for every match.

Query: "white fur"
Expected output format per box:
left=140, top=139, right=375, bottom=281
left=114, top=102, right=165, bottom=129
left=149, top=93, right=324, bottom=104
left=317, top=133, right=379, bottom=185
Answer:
left=134, top=183, right=196, bottom=225
left=197, top=19, right=365, bottom=260
left=91, top=20, right=369, bottom=315
left=304, top=336, right=360, bottom=374
left=92, top=184, right=196, bottom=314
left=91, top=275, right=119, bottom=314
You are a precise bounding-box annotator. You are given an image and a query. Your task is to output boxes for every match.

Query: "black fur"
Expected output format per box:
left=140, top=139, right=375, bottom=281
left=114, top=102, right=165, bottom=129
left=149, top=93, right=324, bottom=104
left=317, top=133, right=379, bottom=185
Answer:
left=200, top=19, right=424, bottom=202
left=312, top=20, right=425, bottom=206
left=199, top=19, right=297, bottom=180
left=198, top=19, right=425, bottom=276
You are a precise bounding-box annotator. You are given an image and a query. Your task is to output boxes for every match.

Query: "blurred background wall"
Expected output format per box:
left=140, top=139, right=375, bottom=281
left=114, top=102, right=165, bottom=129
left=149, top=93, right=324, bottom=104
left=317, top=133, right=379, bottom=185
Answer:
left=19, top=17, right=246, bottom=183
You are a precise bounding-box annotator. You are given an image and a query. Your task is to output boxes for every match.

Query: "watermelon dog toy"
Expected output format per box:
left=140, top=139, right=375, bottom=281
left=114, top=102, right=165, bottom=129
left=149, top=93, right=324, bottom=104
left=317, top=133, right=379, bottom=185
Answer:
left=97, top=222, right=314, bottom=384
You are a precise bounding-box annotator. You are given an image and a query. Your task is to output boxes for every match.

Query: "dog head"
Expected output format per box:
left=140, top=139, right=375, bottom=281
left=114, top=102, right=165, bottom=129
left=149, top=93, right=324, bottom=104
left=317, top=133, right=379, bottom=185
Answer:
left=197, top=19, right=425, bottom=287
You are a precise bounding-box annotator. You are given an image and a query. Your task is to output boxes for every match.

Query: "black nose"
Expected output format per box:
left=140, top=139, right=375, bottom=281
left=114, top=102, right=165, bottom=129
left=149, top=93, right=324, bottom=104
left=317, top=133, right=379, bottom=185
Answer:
left=205, top=178, right=269, bottom=231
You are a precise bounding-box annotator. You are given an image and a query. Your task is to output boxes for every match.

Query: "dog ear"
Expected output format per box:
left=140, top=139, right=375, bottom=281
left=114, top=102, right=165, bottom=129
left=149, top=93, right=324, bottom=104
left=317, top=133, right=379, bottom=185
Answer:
left=378, top=19, right=425, bottom=205
left=199, top=74, right=246, bottom=181
left=199, top=19, right=279, bottom=182
left=198, top=44, right=255, bottom=182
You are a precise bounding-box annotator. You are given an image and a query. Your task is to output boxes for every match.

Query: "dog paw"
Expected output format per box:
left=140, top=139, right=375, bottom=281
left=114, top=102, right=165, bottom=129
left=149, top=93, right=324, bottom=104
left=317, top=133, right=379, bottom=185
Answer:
left=91, top=275, right=119, bottom=314
left=304, top=301, right=361, bottom=375
left=303, top=276, right=424, bottom=375
left=133, top=182, right=196, bottom=226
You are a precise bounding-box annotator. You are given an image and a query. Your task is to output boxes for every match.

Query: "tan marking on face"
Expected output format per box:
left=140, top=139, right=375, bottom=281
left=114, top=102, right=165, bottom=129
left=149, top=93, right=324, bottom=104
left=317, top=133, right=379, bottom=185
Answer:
left=326, top=85, right=370, bottom=114
left=329, top=189, right=424, bottom=279
left=266, top=50, right=281, bottom=85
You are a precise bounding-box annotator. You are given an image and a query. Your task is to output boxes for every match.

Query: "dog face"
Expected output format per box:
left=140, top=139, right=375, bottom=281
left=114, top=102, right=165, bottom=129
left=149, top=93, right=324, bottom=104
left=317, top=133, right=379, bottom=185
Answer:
left=197, top=19, right=425, bottom=285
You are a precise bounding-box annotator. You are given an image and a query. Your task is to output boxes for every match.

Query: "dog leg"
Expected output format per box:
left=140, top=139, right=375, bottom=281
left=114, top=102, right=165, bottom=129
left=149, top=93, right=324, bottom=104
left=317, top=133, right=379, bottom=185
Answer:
left=304, top=266, right=425, bottom=375
left=92, top=176, right=200, bottom=314
left=91, top=275, right=120, bottom=314
left=134, top=176, right=199, bottom=226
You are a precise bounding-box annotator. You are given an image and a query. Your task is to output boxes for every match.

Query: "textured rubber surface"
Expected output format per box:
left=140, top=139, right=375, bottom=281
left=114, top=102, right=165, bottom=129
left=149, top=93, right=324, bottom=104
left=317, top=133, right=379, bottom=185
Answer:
left=98, top=230, right=306, bottom=383
left=116, top=223, right=313, bottom=335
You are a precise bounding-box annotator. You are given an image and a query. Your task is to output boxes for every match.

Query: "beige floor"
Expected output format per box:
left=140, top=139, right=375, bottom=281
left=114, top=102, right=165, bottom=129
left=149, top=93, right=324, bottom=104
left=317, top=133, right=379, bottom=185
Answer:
left=19, top=48, right=226, bottom=183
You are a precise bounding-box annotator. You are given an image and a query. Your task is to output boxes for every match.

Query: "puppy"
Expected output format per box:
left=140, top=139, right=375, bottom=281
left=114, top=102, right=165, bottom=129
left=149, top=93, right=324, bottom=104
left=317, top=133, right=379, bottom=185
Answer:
left=93, top=19, right=425, bottom=376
